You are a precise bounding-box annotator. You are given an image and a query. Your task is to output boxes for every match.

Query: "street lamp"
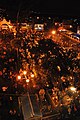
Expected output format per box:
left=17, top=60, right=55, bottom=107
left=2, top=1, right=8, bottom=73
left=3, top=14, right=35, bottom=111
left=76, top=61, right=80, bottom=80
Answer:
left=51, top=30, right=56, bottom=35
left=17, top=75, right=21, bottom=80
left=23, top=70, right=27, bottom=75
left=31, top=73, right=34, bottom=78
left=26, top=79, right=30, bottom=83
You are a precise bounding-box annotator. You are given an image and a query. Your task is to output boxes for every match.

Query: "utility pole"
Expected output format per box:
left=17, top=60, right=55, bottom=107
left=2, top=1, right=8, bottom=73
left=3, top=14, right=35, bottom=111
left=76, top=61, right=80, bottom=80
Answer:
left=16, top=3, right=21, bottom=36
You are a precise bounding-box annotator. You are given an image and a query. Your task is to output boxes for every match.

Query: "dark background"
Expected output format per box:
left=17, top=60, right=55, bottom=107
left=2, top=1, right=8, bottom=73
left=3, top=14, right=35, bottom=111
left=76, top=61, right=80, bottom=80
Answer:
left=0, top=0, right=80, bottom=18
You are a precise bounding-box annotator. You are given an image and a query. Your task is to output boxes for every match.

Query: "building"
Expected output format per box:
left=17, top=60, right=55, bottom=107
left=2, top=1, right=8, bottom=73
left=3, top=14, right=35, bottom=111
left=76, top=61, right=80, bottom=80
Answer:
left=34, top=24, right=44, bottom=31
left=0, top=18, right=13, bottom=32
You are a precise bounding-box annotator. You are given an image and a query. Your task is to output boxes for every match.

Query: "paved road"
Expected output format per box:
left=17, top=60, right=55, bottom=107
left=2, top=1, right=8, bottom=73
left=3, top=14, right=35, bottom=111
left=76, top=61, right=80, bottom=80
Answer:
left=52, top=32, right=80, bottom=52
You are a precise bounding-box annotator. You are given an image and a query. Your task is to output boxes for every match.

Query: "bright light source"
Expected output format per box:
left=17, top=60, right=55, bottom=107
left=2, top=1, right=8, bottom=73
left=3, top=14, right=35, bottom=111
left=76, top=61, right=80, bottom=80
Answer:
left=52, top=30, right=56, bottom=35
left=57, top=66, right=61, bottom=71
left=48, top=17, right=51, bottom=19
left=37, top=17, right=39, bottom=19
left=9, top=25, right=13, bottom=29
left=31, top=74, right=34, bottom=78
left=26, top=79, right=30, bottom=83
left=52, top=97, right=54, bottom=100
left=2, top=87, right=8, bottom=91
left=23, top=70, right=27, bottom=75
left=70, top=25, right=72, bottom=28
left=17, top=75, right=21, bottom=80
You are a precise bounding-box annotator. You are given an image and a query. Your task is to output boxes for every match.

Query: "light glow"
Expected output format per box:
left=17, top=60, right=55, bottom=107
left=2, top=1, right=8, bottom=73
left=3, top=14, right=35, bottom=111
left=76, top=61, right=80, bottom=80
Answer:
left=31, top=73, right=34, bottom=78
left=52, top=30, right=56, bottom=35
left=23, top=70, right=27, bottom=75
left=17, top=75, right=21, bottom=80
left=26, top=79, right=30, bottom=83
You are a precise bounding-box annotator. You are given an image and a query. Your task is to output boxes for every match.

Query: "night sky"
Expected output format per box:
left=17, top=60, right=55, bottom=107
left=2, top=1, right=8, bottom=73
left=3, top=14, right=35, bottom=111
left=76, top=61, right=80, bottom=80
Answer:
left=0, top=0, right=80, bottom=18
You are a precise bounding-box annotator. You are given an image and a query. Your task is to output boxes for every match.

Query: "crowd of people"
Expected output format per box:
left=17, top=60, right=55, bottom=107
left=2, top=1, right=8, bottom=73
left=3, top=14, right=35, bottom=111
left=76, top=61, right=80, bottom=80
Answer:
left=0, top=28, right=80, bottom=119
